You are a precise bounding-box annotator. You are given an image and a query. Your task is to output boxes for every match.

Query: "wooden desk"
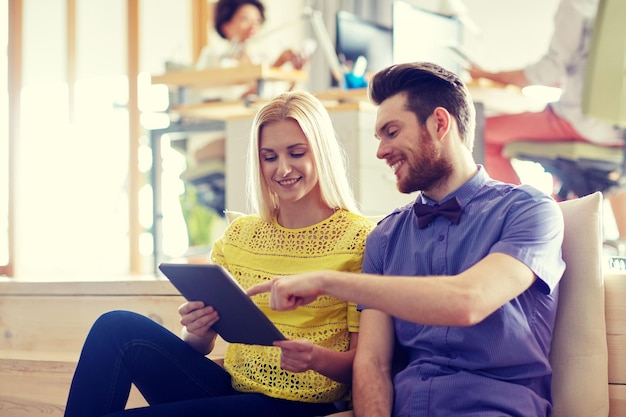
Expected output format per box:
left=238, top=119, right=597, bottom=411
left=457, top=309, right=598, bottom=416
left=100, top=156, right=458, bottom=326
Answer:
left=466, top=83, right=548, bottom=115
left=151, top=65, right=308, bottom=88
left=312, top=82, right=548, bottom=115
left=314, top=88, right=369, bottom=103
left=152, top=64, right=308, bottom=104
left=168, top=99, right=259, bottom=121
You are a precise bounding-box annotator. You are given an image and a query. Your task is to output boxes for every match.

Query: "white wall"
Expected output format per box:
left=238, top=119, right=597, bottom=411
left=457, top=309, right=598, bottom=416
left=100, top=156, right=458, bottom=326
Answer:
left=395, top=0, right=559, bottom=70
left=463, top=0, right=560, bottom=69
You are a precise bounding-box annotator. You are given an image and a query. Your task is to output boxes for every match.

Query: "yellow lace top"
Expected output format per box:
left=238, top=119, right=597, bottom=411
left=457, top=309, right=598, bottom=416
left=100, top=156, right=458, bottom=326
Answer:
left=210, top=209, right=374, bottom=403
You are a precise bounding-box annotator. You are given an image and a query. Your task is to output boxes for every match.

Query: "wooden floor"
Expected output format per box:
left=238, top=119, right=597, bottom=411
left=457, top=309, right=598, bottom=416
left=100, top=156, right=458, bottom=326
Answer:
left=0, top=280, right=226, bottom=416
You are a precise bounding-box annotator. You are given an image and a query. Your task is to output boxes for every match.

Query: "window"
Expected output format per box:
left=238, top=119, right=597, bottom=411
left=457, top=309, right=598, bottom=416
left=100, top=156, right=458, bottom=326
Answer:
left=8, top=0, right=189, bottom=279
left=1, top=0, right=8, bottom=271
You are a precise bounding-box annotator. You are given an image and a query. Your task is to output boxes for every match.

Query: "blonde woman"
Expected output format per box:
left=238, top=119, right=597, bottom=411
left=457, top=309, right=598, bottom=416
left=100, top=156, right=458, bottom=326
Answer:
left=64, top=91, right=374, bottom=417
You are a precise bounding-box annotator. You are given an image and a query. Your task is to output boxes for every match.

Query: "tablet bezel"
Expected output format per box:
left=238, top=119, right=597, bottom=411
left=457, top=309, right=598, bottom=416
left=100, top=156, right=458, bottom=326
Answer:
left=158, top=263, right=286, bottom=346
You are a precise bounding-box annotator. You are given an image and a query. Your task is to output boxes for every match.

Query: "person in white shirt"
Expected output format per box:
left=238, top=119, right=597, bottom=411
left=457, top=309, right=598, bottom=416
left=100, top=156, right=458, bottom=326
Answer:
left=195, top=0, right=309, bottom=100
left=469, top=0, right=626, bottom=237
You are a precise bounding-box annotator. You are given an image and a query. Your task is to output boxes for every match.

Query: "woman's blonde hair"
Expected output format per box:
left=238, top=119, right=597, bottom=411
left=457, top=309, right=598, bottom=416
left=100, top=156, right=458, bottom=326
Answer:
left=246, top=91, right=360, bottom=221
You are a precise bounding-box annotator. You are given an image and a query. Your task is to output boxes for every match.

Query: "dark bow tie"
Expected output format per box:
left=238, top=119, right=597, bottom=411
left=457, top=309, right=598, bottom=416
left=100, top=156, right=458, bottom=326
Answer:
left=413, top=197, right=463, bottom=229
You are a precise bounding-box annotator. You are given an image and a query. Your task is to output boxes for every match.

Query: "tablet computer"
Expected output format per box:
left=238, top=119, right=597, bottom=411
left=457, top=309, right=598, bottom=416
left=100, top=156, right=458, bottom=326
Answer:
left=158, top=263, right=286, bottom=346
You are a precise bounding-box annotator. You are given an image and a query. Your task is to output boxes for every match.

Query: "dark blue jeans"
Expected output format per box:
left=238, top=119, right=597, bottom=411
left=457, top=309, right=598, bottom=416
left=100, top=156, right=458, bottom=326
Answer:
left=64, top=310, right=340, bottom=417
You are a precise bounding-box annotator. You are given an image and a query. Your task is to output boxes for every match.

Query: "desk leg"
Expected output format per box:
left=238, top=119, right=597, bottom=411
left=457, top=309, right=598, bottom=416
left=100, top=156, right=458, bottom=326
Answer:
left=225, top=118, right=254, bottom=213
left=150, top=130, right=163, bottom=275
left=257, top=79, right=266, bottom=98
left=473, top=102, right=485, bottom=166
left=149, top=120, right=226, bottom=274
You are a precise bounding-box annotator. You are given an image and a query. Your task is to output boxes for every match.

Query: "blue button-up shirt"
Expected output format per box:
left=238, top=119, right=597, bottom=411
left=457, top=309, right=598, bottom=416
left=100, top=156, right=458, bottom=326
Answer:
left=362, top=167, right=565, bottom=417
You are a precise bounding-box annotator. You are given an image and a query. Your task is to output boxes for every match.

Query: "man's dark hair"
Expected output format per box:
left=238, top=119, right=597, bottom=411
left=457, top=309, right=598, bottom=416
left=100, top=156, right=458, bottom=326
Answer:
left=214, top=0, right=265, bottom=40
left=369, top=62, right=476, bottom=150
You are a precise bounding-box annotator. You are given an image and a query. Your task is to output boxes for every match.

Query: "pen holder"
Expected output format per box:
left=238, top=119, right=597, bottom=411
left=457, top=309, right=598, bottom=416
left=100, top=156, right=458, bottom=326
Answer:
left=344, top=73, right=368, bottom=89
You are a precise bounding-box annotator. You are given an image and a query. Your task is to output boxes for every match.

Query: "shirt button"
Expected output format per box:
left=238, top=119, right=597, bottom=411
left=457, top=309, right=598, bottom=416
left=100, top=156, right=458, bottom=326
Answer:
left=438, top=235, right=444, bottom=241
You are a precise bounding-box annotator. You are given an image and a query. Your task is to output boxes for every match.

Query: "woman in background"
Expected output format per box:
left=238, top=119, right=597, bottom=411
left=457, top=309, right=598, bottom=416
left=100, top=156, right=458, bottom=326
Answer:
left=181, top=0, right=313, bottom=222
left=194, top=0, right=310, bottom=105
left=196, top=0, right=308, bottom=72
left=63, top=91, right=374, bottom=417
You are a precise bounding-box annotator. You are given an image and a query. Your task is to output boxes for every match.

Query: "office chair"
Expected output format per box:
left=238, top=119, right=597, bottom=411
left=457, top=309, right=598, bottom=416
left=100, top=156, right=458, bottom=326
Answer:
left=181, top=158, right=226, bottom=216
left=503, top=0, right=626, bottom=201
left=503, top=140, right=626, bottom=200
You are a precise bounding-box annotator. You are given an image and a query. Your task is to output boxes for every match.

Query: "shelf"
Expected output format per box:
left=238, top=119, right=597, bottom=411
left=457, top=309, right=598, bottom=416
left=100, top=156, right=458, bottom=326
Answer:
left=151, top=64, right=308, bottom=88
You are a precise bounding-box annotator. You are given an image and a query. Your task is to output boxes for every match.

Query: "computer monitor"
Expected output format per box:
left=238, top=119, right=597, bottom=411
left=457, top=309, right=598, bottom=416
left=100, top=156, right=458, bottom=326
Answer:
left=335, top=11, right=393, bottom=76
left=392, top=1, right=462, bottom=75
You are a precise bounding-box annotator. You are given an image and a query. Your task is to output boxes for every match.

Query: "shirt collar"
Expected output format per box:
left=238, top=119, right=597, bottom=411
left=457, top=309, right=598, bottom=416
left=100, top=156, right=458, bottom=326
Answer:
left=418, top=165, right=488, bottom=208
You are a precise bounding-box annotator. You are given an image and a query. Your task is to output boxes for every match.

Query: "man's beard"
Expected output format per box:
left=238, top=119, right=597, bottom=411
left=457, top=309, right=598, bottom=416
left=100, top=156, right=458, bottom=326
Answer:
left=398, top=129, right=453, bottom=194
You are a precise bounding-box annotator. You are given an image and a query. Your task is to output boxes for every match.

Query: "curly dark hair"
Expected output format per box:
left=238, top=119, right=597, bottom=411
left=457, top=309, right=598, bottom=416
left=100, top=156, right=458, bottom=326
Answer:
left=214, top=0, right=265, bottom=39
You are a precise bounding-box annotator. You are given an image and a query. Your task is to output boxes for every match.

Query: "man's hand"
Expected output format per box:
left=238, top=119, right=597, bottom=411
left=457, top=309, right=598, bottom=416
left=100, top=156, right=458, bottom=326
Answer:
left=246, top=272, right=326, bottom=310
